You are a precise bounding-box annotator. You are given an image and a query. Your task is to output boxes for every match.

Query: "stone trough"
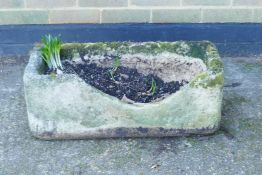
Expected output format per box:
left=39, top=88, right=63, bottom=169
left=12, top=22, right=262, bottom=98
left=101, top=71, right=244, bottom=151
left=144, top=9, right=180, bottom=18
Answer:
left=23, top=41, right=224, bottom=139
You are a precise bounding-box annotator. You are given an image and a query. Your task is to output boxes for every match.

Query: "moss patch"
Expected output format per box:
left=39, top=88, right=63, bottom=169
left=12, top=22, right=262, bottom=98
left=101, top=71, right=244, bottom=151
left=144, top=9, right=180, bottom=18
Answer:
left=60, top=41, right=214, bottom=61
left=190, top=72, right=224, bottom=88
left=206, top=74, right=224, bottom=87
left=208, top=59, right=224, bottom=74
left=60, top=41, right=223, bottom=89
left=187, top=42, right=209, bottom=61
left=60, top=43, right=84, bottom=60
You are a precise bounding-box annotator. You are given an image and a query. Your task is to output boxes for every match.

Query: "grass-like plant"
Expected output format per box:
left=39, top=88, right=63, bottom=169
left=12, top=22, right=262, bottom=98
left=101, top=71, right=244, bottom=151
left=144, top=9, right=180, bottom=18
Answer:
left=109, top=56, right=121, bottom=81
left=147, top=78, right=157, bottom=95
left=40, top=34, right=63, bottom=72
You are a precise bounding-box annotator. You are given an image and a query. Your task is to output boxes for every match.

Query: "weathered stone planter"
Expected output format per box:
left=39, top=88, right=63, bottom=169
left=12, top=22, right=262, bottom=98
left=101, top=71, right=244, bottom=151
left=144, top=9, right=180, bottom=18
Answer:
left=23, top=41, right=224, bottom=139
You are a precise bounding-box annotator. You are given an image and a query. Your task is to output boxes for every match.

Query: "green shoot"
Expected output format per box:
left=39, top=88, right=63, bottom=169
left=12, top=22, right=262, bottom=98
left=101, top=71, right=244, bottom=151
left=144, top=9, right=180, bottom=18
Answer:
left=147, top=78, right=157, bottom=95
left=40, top=34, right=63, bottom=72
left=112, top=56, right=121, bottom=72
left=109, top=71, right=116, bottom=81
left=109, top=56, right=121, bottom=81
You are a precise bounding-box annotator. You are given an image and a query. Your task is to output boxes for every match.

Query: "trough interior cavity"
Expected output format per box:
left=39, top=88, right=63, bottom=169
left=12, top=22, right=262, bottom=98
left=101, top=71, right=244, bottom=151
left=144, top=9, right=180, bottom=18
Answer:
left=83, top=53, right=207, bottom=83
left=53, top=42, right=212, bottom=103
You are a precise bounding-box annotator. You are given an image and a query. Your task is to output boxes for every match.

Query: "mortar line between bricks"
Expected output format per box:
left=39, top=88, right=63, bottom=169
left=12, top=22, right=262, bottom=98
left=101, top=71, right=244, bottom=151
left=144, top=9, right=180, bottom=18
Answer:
left=75, top=0, right=79, bottom=7
left=23, top=0, right=27, bottom=8
left=200, top=8, right=203, bottom=23
left=0, top=6, right=259, bottom=11
left=251, top=8, right=255, bottom=23
left=150, top=9, right=153, bottom=23
left=48, top=10, right=50, bottom=24
left=99, top=9, right=103, bottom=24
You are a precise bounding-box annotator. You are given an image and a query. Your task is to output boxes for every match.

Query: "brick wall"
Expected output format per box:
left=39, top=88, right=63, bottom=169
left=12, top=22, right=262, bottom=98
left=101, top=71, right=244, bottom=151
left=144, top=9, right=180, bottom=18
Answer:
left=0, top=0, right=262, bottom=24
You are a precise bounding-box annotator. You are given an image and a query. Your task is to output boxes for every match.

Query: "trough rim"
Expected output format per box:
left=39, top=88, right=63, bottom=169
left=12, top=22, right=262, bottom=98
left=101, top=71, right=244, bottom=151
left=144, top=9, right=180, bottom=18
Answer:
left=24, top=41, right=223, bottom=107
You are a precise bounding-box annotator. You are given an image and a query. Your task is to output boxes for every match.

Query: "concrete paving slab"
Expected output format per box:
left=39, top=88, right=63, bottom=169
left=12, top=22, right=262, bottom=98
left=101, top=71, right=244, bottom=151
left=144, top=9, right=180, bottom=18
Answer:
left=0, top=52, right=262, bottom=174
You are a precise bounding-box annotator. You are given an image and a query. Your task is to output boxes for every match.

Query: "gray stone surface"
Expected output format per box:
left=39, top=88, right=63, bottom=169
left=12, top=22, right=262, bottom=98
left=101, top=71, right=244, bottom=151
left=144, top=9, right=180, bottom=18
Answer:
left=202, top=9, right=253, bottom=23
left=0, top=10, right=49, bottom=25
left=152, top=9, right=201, bottom=23
left=1, top=51, right=262, bottom=174
left=102, top=9, right=150, bottom=23
left=182, top=0, right=231, bottom=6
left=0, top=0, right=24, bottom=8
left=49, top=9, right=100, bottom=24
left=24, top=42, right=223, bottom=139
left=79, top=0, right=128, bottom=7
left=26, top=0, right=76, bottom=8
left=131, top=0, right=180, bottom=6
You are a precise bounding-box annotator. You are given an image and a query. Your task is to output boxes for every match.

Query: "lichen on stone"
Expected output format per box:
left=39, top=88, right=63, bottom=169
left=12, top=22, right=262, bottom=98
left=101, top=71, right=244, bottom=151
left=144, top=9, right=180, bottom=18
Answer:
left=24, top=42, right=224, bottom=138
left=60, top=43, right=84, bottom=60
left=61, top=41, right=211, bottom=59
left=60, top=41, right=223, bottom=89
left=189, top=72, right=224, bottom=88
left=188, top=42, right=224, bottom=88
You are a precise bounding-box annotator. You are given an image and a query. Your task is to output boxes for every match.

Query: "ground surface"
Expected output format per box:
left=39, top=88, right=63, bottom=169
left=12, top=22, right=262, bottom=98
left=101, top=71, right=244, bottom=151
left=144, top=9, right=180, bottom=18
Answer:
left=1, top=49, right=262, bottom=175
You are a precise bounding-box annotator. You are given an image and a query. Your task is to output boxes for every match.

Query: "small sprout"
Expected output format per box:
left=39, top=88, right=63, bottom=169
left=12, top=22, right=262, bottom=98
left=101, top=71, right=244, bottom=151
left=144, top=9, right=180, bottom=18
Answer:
left=109, top=71, right=116, bottom=82
left=40, top=34, right=63, bottom=73
left=109, top=56, right=121, bottom=82
left=147, top=78, right=157, bottom=95
left=112, top=56, right=121, bottom=72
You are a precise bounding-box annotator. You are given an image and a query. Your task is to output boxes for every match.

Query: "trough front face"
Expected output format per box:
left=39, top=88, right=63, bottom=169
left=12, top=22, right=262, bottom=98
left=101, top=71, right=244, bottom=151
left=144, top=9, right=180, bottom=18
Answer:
left=23, top=41, right=224, bottom=139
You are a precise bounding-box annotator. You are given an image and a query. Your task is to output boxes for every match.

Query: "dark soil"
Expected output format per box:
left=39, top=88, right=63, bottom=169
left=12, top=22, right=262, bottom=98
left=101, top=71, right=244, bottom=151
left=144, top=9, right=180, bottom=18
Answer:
left=62, top=61, right=187, bottom=103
